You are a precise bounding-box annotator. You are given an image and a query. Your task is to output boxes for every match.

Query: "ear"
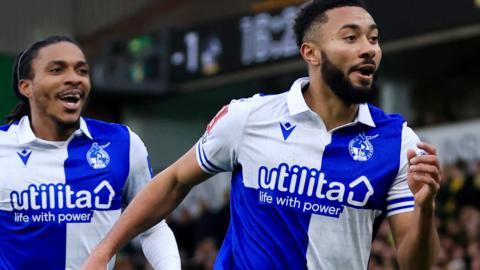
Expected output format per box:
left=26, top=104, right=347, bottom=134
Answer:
left=300, top=42, right=321, bottom=66
left=18, top=79, right=32, bottom=99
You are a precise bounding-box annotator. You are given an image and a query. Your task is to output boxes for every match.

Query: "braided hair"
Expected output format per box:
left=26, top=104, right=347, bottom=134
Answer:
left=6, top=36, right=77, bottom=124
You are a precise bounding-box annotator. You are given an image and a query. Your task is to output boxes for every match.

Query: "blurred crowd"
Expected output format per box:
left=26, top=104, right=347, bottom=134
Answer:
left=370, top=160, right=480, bottom=270
left=113, top=161, right=480, bottom=270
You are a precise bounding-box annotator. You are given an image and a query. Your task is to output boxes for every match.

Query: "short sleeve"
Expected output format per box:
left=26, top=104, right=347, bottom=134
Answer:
left=386, top=123, right=420, bottom=217
left=122, top=128, right=153, bottom=206
left=195, top=98, right=252, bottom=174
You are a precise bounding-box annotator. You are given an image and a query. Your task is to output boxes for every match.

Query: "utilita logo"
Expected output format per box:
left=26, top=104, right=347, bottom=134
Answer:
left=258, top=163, right=374, bottom=207
left=10, top=181, right=115, bottom=211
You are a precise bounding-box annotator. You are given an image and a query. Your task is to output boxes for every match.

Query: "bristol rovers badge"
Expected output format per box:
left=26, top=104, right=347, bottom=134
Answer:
left=349, top=133, right=379, bottom=161
left=86, top=142, right=111, bottom=169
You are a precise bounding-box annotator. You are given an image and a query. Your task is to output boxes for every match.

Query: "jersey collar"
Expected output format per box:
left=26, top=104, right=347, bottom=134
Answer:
left=79, top=118, right=93, bottom=139
left=287, top=77, right=376, bottom=127
left=17, top=116, right=93, bottom=144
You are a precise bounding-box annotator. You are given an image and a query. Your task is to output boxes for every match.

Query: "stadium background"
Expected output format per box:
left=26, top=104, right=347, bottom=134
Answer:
left=1, top=0, right=479, bottom=269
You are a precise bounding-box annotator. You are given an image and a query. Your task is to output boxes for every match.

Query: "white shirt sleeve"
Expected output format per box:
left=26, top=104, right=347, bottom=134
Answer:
left=386, top=123, right=420, bottom=217
left=139, top=220, right=181, bottom=270
left=122, top=130, right=153, bottom=205
left=195, top=98, right=252, bottom=174
left=124, top=129, right=181, bottom=270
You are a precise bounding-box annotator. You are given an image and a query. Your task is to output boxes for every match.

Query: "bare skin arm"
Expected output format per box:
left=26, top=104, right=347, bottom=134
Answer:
left=389, top=142, right=441, bottom=270
left=81, top=147, right=210, bottom=269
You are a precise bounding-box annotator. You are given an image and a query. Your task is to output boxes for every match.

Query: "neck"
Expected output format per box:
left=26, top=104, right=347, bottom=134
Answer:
left=304, top=75, right=359, bottom=131
left=29, top=114, right=78, bottom=141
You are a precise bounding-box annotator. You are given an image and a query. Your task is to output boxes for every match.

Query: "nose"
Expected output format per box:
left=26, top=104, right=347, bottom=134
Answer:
left=360, top=48, right=375, bottom=59
left=64, top=68, right=84, bottom=86
left=359, top=39, right=377, bottom=59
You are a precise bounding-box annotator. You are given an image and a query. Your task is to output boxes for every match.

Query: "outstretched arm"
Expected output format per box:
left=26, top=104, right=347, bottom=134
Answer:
left=389, top=142, right=441, bottom=270
left=81, top=147, right=210, bottom=270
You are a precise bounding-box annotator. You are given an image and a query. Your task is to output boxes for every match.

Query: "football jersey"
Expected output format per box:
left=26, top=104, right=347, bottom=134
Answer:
left=0, top=116, right=153, bottom=270
left=196, top=77, right=419, bottom=270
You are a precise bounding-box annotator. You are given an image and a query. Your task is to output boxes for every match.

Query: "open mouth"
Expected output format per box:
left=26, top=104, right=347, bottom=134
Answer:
left=57, top=90, right=83, bottom=111
left=355, top=65, right=375, bottom=77
left=358, top=67, right=375, bottom=76
left=59, top=93, right=81, bottom=104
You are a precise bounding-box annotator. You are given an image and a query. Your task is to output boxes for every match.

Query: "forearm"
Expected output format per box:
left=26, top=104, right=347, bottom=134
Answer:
left=93, top=167, right=191, bottom=262
left=396, top=205, right=439, bottom=270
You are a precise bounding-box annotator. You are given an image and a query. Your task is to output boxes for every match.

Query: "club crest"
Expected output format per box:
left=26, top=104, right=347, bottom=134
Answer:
left=86, top=142, right=111, bottom=169
left=348, top=133, right=379, bottom=161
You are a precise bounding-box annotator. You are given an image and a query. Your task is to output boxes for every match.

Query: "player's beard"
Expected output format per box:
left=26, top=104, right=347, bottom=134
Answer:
left=321, top=51, right=377, bottom=106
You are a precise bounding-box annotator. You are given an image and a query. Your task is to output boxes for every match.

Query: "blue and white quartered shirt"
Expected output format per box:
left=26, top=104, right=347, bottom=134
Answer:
left=0, top=116, right=179, bottom=270
left=196, top=77, right=419, bottom=270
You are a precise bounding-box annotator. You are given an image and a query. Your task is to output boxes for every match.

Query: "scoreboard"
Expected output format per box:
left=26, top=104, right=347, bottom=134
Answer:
left=93, top=5, right=302, bottom=94
left=93, top=0, right=480, bottom=95
left=168, top=5, right=299, bottom=82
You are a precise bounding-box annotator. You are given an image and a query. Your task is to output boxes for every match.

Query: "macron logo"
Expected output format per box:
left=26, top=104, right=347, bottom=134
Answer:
left=280, top=122, right=296, bottom=141
left=17, top=149, right=32, bottom=166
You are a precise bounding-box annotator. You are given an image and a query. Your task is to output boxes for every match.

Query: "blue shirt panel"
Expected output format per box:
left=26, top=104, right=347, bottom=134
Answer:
left=64, top=119, right=131, bottom=212
left=0, top=119, right=130, bottom=269
left=214, top=166, right=310, bottom=270
left=322, top=106, right=404, bottom=211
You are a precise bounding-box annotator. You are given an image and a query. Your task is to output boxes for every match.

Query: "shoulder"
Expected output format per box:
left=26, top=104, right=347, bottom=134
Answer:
left=83, top=118, right=130, bottom=137
left=83, top=118, right=147, bottom=149
left=208, top=92, right=283, bottom=121
left=401, top=122, right=420, bottom=147
left=367, top=104, right=405, bottom=126
left=367, top=106, right=419, bottom=150
left=229, top=91, right=287, bottom=110
left=0, top=122, right=20, bottom=147
left=251, top=91, right=288, bottom=108
left=366, top=104, right=419, bottom=142
left=0, top=121, right=19, bottom=133
left=229, top=91, right=289, bottom=119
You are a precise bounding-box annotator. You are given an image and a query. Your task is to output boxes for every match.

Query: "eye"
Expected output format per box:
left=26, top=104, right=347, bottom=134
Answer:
left=49, top=67, right=62, bottom=73
left=344, top=36, right=357, bottom=42
left=78, top=68, right=89, bottom=76
left=369, top=35, right=379, bottom=43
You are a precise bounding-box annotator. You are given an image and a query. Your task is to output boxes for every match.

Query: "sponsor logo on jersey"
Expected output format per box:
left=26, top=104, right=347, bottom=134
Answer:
left=86, top=142, right=110, bottom=169
left=206, top=105, right=229, bottom=134
left=10, top=181, right=115, bottom=224
left=10, top=181, right=115, bottom=211
left=257, top=163, right=374, bottom=217
left=348, top=133, right=379, bottom=161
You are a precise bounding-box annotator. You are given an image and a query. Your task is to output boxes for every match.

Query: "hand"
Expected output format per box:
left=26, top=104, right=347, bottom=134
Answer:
left=407, top=142, right=441, bottom=210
